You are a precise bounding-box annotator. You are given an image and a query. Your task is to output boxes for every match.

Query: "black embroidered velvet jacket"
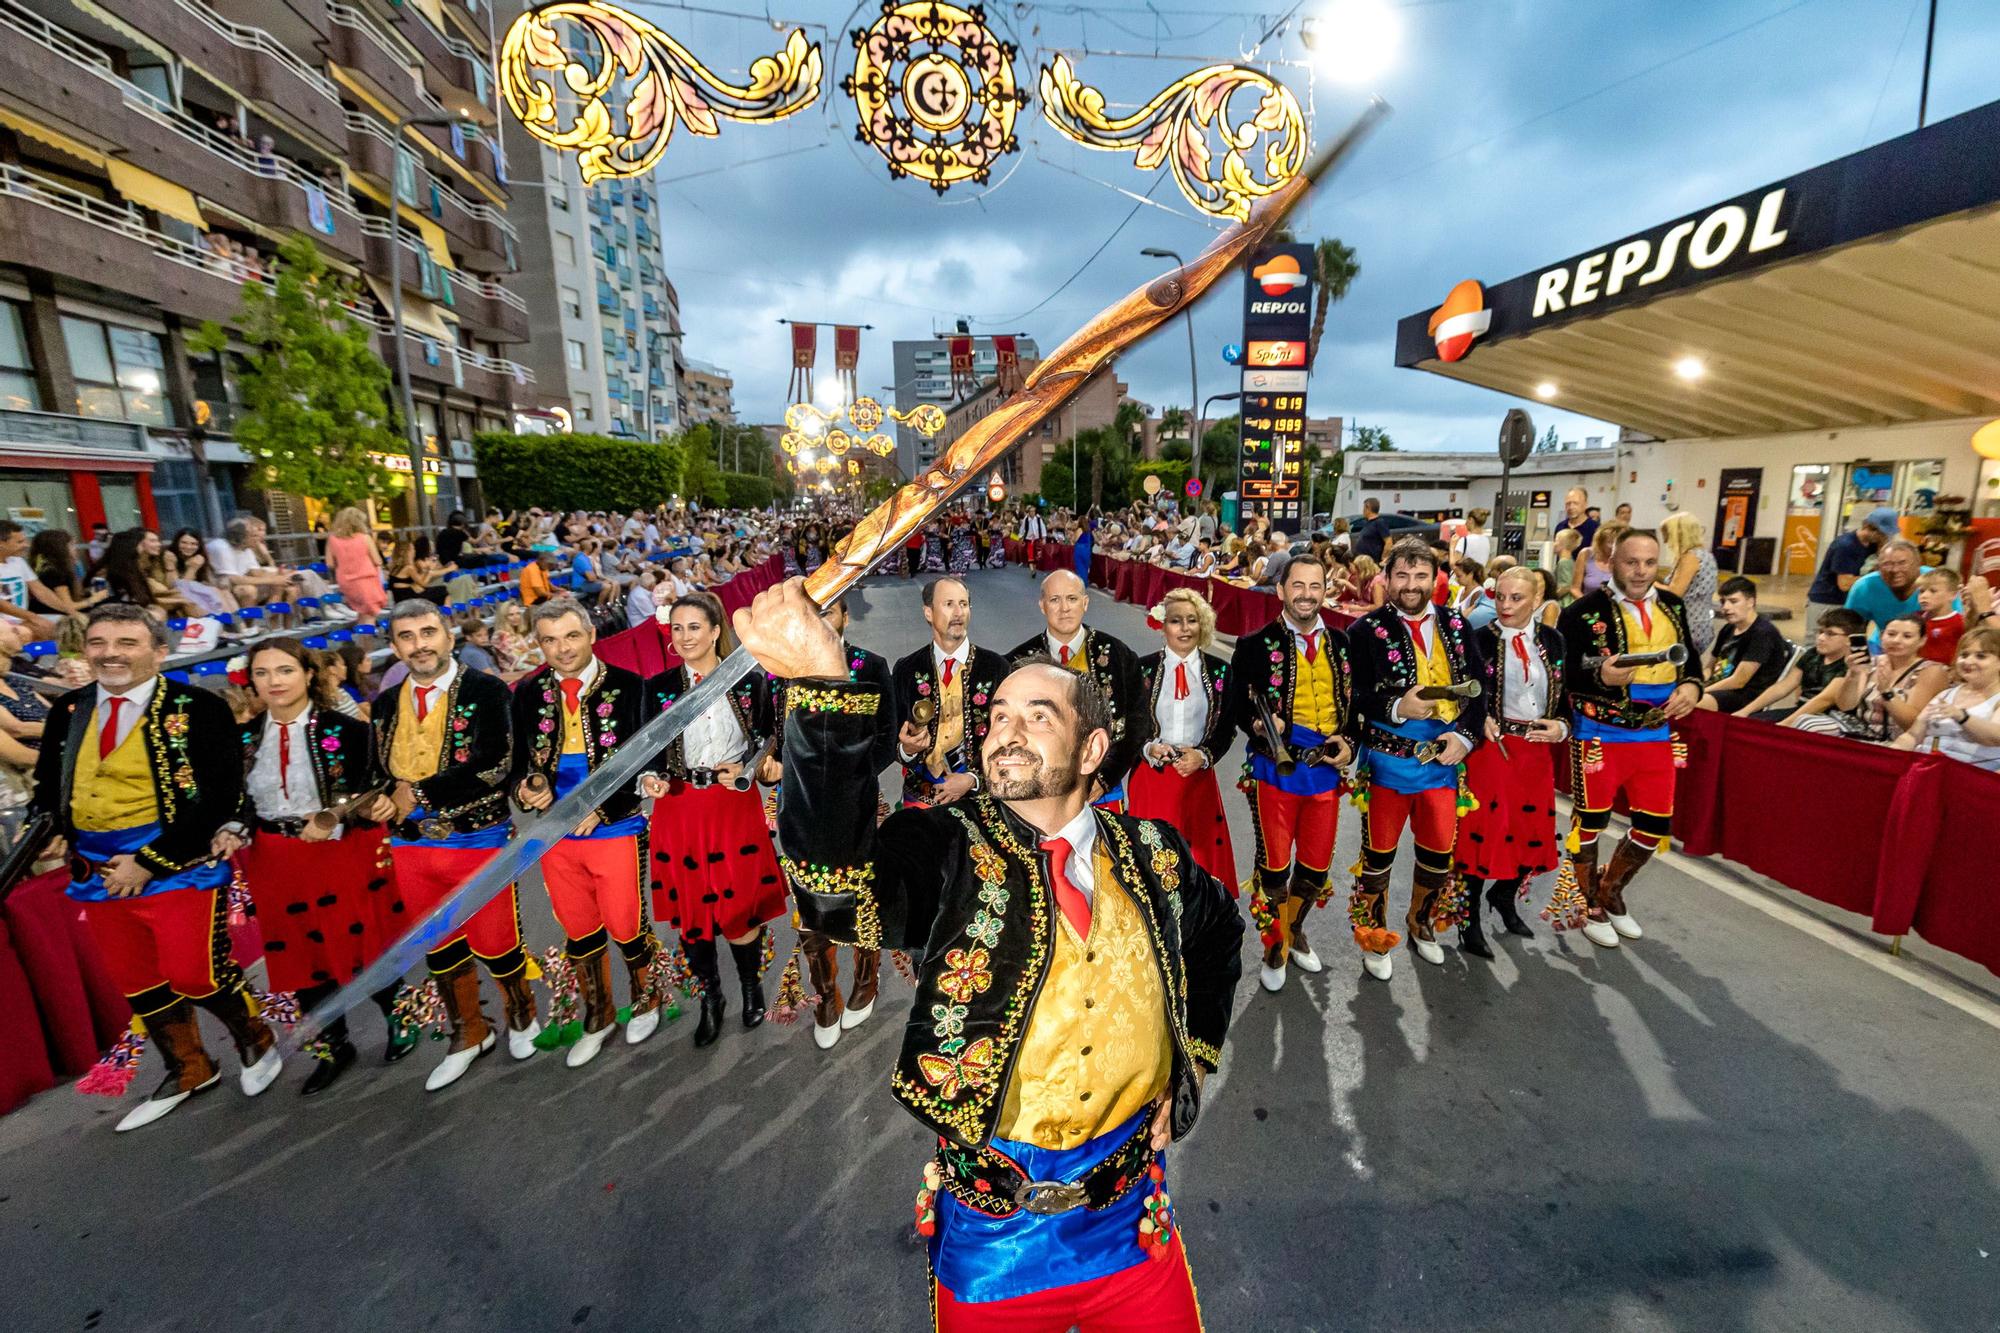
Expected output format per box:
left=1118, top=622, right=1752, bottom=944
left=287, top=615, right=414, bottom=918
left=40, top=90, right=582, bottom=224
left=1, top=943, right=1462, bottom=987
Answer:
left=645, top=663, right=773, bottom=776
left=1348, top=604, right=1489, bottom=743
left=373, top=667, right=514, bottom=840
left=236, top=706, right=382, bottom=820
left=1006, top=626, right=1149, bottom=792
left=1136, top=649, right=1236, bottom=767
left=1471, top=622, right=1568, bottom=726
left=33, top=677, right=244, bottom=876
left=1226, top=618, right=1355, bottom=762
left=509, top=660, right=653, bottom=827
left=890, top=642, right=1008, bottom=804
left=777, top=678, right=1244, bottom=1150
left=1558, top=586, right=1704, bottom=729
left=775, top=640, right=899, bottom=777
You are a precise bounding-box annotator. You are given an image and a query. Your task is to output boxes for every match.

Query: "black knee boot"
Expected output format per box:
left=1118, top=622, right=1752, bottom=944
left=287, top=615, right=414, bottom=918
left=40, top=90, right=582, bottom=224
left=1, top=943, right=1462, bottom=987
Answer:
left=372, top=982, right=420, bottom=1062
left=1458, top=878, right=1495, bottom=960
left=295, top=982, right=358, bottom=1096
left=1488, top=877, right=1534, bottom=937
left=686, top=937, right=726, bottom=1047
left=729, top=932, right=767, bottom=1031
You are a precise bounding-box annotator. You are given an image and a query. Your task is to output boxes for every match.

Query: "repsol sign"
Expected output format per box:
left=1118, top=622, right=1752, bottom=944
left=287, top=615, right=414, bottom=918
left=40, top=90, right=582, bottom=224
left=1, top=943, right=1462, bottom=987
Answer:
left=1532, top=188, right=1792, bottom=319
left=1248, top=298, right=1308, bottom=316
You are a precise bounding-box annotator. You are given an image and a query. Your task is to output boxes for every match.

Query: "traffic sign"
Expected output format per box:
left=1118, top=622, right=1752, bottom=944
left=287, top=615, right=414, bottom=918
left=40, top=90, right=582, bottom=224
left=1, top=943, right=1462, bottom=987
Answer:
left=1222, top=343, right=1243, bottom=365
left=1185, top=479, right=1203, bottom=498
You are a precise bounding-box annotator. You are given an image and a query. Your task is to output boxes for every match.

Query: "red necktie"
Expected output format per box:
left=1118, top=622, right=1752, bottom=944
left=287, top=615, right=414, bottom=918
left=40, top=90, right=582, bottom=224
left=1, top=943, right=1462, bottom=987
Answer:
left=414, top=685, right=434, bottom=721
left=1040, top=836, right=1091, bottom=938
left=1301, top=631, right=1318, bottom=664
left=941, top=657, right=955, bottom=688
left=1173, top=662, right=1190, bottom=700
left=560, top=676, right=583, bottom=712
left=99, top=696, right=124, bottom=760
left=1512, top=633, right=1532, bottom=684
left=1058, top=644, right=1070, bottom=667
left=1404, top=616, right=1428, bottom=657
left=278, top=720, right=292, bottom=799
left=1627, top=597, right=1653, bottom=636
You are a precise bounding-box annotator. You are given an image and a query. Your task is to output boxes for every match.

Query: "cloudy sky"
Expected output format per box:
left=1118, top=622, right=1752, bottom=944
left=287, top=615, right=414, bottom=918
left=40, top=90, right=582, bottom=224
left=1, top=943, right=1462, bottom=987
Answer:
left=593, top=0, right=2000, bottom=450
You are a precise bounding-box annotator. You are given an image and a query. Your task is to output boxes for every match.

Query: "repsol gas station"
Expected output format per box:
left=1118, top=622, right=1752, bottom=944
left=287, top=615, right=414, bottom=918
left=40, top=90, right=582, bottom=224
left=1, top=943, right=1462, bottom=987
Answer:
left=1395, top=95, right=2000, bottom=583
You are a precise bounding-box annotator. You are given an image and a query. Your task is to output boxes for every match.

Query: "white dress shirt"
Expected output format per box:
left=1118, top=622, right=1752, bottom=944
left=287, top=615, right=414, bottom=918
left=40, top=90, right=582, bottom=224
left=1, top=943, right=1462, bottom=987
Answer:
left=247, top=711, right=324, bottom=821
left=1040, top=804, right=1099, bottom=906
left=1047, top=629, right=1086, bottom=665
left=682, top=668, right=747, bottom=770
left=1495, top=625, right=1552, bottom=723
left=93, top=676, right=158, bottom=751
left=403, top=660, right=457, bottom=720
left=898, top=640, right=970, bottom=763
left=1153, top=648, right=1208, bottom=748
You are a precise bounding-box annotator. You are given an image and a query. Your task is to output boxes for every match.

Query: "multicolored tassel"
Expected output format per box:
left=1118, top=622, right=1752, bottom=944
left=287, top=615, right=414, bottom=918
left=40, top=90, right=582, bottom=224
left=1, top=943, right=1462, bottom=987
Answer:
left=914, top=1160, right=941, bottom=1239
left=769, top=949, right=812, bottom=1025
left=1542, top=855, right=1591, bottom=931
left=392, top=977, right=451, bottom=1040
left=890, top=950, right=919, bottom=987
left=531, top=946, right=583, bottom=1050
left=1671, top=735, right=1689, bottom=769
left=225, top=870, right=253, bottom=927
left=1139, top=1163, right=1176, bottom=1260
left=1580, top=738, right=1607, bottom=775
left=75, top=1028, right=146, bottom=1097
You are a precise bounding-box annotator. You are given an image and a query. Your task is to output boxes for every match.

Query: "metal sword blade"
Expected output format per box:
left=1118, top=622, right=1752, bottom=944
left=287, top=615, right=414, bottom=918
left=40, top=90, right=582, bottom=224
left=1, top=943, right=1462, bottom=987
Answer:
left=282, top=648, right=757, bottom=1055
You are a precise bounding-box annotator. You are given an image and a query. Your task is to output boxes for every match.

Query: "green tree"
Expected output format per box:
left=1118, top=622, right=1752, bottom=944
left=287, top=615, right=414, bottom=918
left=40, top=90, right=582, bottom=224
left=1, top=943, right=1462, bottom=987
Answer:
left=1306, top=237, right=1361, bottom=371
left=677, top=424, right=727, bottom=503
left=191, top=234, right=395, bottom=508
left=1037, top=456, right=1077, bottom=510
left=472, top=432, right=683, bottom=510
left=1534, top=424, right=1561, bottom=454
left=1158, top=406, right=1189, bottom=447
left=1350, top=423, right=1395, bottom=453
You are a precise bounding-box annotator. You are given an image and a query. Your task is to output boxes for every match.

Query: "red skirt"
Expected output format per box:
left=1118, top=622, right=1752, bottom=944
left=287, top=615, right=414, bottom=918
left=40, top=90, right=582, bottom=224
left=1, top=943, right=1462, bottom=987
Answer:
left=1127, top=760, right=1239, bottom=897
left=1456, top=737, right=1559, bottom=881
left=236, top=825, right=399, bottom=995
left=648, top=783, right=786, bottom=942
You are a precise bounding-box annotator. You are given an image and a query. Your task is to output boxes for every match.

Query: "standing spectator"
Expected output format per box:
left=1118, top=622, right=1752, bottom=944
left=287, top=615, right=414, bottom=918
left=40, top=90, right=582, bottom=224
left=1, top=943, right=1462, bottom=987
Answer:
left=1748, top=606, right=1862, bottom=723
left=1453, top=558, right=1496, bottom=628
left=325, top=506, right=387, bottom=618
left=1657, top=513, right=1718, bottom=658
left=1452, top=508, right=1494, bottom=566
left=1699, top=577, right=1790, bottom=713
left=1844, top=537, right=1925, bottom=647
left=1893, top=627, right=2000, bottom=770
left=0, top=521, right=65, bottom=639
left=1793, top=612, right=1946, bottom=740
left=1916, top=569, right=1966, bottom=665
left=1805, top=507, right=1897, bottom=632
left=1613, top=502, right=1634, bottom=524
left=1550, top=528, right=1582, bottom=606
left=1352, top=497, right=1392, bottom=562
left=1570, top=521, right=1623, bottom=603
left=85, top=521, right=111, bottom=565
left=28, top=528, right=102, bottom=618
left=1552, top=487, right=1598, bottom=548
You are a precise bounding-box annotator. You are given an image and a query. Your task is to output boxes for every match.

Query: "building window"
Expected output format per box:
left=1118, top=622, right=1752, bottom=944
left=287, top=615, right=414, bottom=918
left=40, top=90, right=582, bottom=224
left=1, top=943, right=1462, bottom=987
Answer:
left=62, top=316, right=174, bottom=426
left=576, top=392, right=592, bottom=422
left=566, top=339, right=586, bottom=370
left=0, top=303, right=40, bottom=412
left=552, top=187, right=570, bottom=212
left=557, top=232, right=575, bottom=264
left=561, top=286, right=582, bottom=319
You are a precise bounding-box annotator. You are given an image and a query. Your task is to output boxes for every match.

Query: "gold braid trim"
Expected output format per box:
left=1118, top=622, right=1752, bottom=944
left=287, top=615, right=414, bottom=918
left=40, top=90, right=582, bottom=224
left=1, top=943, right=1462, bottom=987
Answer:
left=1186, top=1036, right=1222, bottom=1070
left=780, top=856, right=882, bottom=951
left=788, top=686, right=881, bottom=716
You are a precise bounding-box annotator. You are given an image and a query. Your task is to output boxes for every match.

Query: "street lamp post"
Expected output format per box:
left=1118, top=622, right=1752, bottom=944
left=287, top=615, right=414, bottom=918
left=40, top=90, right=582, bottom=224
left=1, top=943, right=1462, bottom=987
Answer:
left=1199, top=389, right=1242, bottom=521
left=1141, top=247, right=1201, bottom=497
left=389, top=111, right=468, bottom=537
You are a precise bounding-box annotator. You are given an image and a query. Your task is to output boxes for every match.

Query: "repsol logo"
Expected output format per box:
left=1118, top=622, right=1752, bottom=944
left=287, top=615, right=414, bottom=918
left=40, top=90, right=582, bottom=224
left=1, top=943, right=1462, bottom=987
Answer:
left=1248, top=298, right=1307, bottom=316
left=1532, top=188, right=1791, bottom=319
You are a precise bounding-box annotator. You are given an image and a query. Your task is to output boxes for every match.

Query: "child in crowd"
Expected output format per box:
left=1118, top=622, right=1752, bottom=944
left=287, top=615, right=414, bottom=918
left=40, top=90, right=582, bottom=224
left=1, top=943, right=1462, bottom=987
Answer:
left=1744, top=607, right=1862, bottom=723
left=1916, top=569, right=1965, bottom=666
left=456, top=614, right=499, bottom=674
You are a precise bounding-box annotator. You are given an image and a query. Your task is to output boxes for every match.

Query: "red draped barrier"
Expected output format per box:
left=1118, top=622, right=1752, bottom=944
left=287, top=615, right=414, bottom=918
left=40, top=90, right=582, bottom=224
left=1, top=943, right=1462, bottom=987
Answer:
left=1000, top=540, right=1359, bottom=638
left=1, top=869, right=132, bottom=1114
left=595, top=554, right=786, bottom=676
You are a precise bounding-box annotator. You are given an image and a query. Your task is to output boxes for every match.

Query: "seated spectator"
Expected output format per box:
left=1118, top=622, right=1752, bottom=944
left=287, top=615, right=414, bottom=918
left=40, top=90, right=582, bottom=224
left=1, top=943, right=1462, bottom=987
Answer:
left=492, top=602, right=541, bottom=672
left=1916, top=569, right=1965, bottom=665
left=519, top=546, right=557, bottom=607
left=387, top=537, right=452, bottom=606
left=1844, top=537, right=1924, bottom=647
left=0, top=520, right=63, bottom=640
left=162, top=528, right=247, bottom=628
left=569, top=539, right=608, bottom=606
left=1748, top=606, right=1863, bottom=723
left=434, top=510, right=474, bottom=565
left=1161, top=529, right=1196, bottom=568
left=207, top=515, right=293, bottom=607
left=1188, top=536, right=1217, bottom=576
left=0, top=620, right=49, bottom=744
left=1790, top=612, right=1946, bottom=740
left=1892, top=627, right=2000, bottom=770
left=318, top=642, right=369, bottom=719
left=27, top=527, right=102, bottom=619
left=1700, top=577, right=1791, bottom=713
left=85, top=521, right=111, bottom=564
left=94, top=527, right=194, bottom=621
left=1349, top=554, right=1385, bottom=609
left=455, top=614, right=499, bottom=673
left=626, top=568, right=661, bottom=629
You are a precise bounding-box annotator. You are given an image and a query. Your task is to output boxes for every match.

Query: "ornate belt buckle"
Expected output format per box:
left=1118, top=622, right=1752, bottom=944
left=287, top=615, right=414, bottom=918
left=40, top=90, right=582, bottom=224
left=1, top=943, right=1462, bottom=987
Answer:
left=688, top=768, right=716, bottom=790
left=1414, top=740, right=1445, bottom=765
left=1013, top=1179, right=1088, bottom=1215
left=1639, top=707, right=1669, bottom=728
left=419, top=816, right=450, bottom=840
left=68, top=854, right=91, bottom=883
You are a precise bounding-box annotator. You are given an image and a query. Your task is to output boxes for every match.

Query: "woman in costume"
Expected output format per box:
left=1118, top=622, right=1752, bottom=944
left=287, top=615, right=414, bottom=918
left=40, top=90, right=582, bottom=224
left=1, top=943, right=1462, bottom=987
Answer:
left=640, top=591, right=786, bottom=1047
left=1454, top=568, right=1569, bottom=959
left=1131, top=588, right=1238, bottom=895
left=223, top=640, right=414, bottom=1093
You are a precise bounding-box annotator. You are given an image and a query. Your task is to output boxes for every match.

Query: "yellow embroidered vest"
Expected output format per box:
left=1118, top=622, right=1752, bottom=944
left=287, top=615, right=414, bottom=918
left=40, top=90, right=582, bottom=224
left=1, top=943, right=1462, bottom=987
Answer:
left=560, top=684, right=587, bottom=755
left=996, top=843, right=1170, bottom=1151
left=926, top=659, right=965, bottom=776
left=388, top=682, right=449, bottom=782
left=1619, top=598, right=1682, bottom=685
left=1293, top=640, right=1340, bottom=734
left=72, top=708, right=158, bottom=831
left=1413, top=622, right=1461, bottom=723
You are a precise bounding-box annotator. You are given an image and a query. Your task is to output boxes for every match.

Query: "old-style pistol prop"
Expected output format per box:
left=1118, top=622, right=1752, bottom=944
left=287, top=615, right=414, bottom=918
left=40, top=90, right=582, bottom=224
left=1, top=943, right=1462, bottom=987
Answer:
left=282, top=99, right=1388, bottom=1057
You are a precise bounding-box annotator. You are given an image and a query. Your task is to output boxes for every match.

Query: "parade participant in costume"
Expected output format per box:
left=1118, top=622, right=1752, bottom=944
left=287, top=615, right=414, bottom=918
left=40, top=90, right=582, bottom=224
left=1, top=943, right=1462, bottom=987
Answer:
left=1132, top=588, right=1237, bottom=895
left=221, top=640, right=415, bottom=1095
left=364, top=599, right=538, bottom=1092
left=32, top=605, right=278, bottom=1131
left=1454, top=568, right=1568, bottom=961
left=510, top=596, right=662, bottom=1069
left=1557, top=529, right=1702, bottom=948
left=1347, top=540, right=1487, bottom=978
left=740, top=579, right=1242, bottom=1332
left=1228, top=554, right=1353, bottom=992
left=893, top=575, right=1008, bottom=810
left=1008, top=569, right=1147, bottom=810
left=1020, top=507, right=1049, bottom=576
left=639, top=591, right=786, bottom=1047
left=771, top=597, right=898, bottom=1049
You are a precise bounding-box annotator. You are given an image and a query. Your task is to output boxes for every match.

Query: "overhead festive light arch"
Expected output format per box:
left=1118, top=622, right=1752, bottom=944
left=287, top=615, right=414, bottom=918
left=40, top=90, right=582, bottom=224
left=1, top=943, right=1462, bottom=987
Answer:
left=843, top=1, right=1027, bottom=195
left=779, top=395, right=944, bottom=476
left=500, top=2, right=823, bottom=184
left=1037, top=56, right=1308, bottom=221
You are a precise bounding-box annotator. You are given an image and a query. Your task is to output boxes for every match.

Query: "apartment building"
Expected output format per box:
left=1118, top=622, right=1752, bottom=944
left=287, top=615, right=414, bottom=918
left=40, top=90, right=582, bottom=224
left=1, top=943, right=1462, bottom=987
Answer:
left=890, top=333, right=1040, bottom=476
left=0, top=0, right=533, bottom=537
left=682, top=359, right=735, bottom=426
left=937, top=359, right=1128, bottom=497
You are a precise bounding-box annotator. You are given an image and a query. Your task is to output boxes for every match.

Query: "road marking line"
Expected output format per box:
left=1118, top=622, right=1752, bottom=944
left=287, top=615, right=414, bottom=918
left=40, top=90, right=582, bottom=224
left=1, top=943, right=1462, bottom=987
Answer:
left=1665, top=849, right=2000, bottom=1033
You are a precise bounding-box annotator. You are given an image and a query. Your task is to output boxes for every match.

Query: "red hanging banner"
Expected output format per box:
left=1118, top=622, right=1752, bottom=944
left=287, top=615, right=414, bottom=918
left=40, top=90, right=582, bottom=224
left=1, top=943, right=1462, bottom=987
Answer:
left=788, top=322, right=816, bottom=402
left=948, top=334, right=975, bottom=397
left=833, top=325, right=860, bottom=370
left=992, top=334, right=1021, bottom=397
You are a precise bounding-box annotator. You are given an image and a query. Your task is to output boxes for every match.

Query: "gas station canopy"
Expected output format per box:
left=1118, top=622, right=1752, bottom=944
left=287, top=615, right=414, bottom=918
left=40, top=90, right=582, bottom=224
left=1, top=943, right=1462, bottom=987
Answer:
left=1394, top=98, right=2000, bottom=441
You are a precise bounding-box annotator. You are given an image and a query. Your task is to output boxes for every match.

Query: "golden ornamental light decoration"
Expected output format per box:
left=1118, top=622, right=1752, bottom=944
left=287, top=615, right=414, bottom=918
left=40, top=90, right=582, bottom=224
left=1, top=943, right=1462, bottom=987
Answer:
left=501, top=2, right=823, bottom=184
left=1037, top=56, right=1308, bottom=221
left=844, top=1, right=1027, bottom=195
left=781, top=395, right=940, bottom=475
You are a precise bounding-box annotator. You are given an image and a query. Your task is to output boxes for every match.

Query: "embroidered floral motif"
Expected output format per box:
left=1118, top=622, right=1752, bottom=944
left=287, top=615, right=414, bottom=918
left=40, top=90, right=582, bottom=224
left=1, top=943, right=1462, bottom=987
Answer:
left=779, top=857, right=882, bottom=951
left=930, top=1002, right=967, bottom=1039
left=320, top=735, right=339, bottom=752
left=164, top=714, right=188, bottom=738
left=969, top=844, right=1007, bottom=886
left=915, top=1036, right=998, bottom=1101
left=937, top=946, right=994, bottom=1003
left=965, top=909, right=1003, bottom=947
left=788, top=686, right=879, bottom=716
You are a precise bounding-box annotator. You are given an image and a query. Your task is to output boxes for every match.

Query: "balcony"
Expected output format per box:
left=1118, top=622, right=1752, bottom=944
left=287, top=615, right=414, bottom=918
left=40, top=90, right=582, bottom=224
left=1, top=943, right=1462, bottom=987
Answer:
left=432, top=180, right=512, bottom=272
left=447, top=273, right=528, bottom=343
left=326, top=3, right=423, bottom=120
left=127, top=0, right=346, bottom=150
left=0, top=407, right=149, bottom=459
left=395, top=6, right=487, bottom=116
left=441, top=0, right=491, bottom=49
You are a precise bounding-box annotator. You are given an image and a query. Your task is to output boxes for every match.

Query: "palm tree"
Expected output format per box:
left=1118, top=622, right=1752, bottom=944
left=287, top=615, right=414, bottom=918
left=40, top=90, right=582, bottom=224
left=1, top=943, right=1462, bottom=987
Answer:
left=1306, top=237, right=1360, bottom=371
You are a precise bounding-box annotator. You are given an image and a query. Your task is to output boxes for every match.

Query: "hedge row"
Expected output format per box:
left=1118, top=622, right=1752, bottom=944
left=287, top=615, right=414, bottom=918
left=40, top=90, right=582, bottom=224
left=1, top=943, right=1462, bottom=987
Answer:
left=472, top=433, right=684, bottom=512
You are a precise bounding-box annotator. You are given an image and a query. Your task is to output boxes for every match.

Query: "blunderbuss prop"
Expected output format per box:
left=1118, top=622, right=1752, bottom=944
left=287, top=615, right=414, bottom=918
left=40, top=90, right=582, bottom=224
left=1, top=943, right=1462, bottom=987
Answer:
left=282, top=98, right=1390, bottom=1060
left=1580, top=645, right=1689, bottom=671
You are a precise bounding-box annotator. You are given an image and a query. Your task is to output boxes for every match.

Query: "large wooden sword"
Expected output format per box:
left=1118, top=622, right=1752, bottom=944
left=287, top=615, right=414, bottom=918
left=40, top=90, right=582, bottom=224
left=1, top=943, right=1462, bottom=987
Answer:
left=285, top=99, right=1388, bottom=1055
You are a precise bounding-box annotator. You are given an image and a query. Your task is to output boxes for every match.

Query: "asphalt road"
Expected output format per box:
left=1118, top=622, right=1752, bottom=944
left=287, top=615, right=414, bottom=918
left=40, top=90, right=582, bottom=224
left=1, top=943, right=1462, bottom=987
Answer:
left=5, top=567, right=1997, bottom=1331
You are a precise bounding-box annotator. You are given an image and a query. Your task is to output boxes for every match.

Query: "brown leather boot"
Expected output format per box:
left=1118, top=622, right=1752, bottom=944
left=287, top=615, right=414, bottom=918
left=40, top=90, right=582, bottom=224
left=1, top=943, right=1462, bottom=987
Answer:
left=802, top=933, right=843, bottom=1032
left=151, top=999, right=222, bottom=1096
left=1592, top=836, right=1654, bottom=941
left=846, top=947, right=881, bottom=1023
left=495, top=969, right=538, bottom=1034
left=438, top=960, right=493, bottom=1054
left=575, top=950, right=615, bottom=1037
left=622, top=938, right=661, bottom=1020
left=195, top=986, right=275, bottom=1067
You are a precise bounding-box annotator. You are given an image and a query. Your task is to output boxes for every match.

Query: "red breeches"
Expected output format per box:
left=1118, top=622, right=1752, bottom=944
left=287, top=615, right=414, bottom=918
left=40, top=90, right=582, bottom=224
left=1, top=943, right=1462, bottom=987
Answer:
left=83, top=889, right=231, bottom=1004
left=1252, top=783, right=1338, bottom=875
left=390, top=844, right=523, bottom=964
left=542, top=834, right=647, bottom=946
left=1364, top=786, right=1458, bottom=859
left=933, top=1235, right=1203, bottom=1333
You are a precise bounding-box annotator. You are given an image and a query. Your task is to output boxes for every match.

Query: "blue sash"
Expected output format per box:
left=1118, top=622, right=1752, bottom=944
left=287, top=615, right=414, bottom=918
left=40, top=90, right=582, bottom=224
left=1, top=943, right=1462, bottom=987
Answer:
left=67, top=823, right=230, bottom=903
left=390, top=809, right=511, bottom=849
left=553, top=753, right=646, bottom=839
left=931, top=1110, right=1155, bottom=1303
left=1577, top=682, right=1674, bottom=744
left=1250, top=723, right=1344, bottom=796
left=1363, top=716, right=1457, bottom=794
